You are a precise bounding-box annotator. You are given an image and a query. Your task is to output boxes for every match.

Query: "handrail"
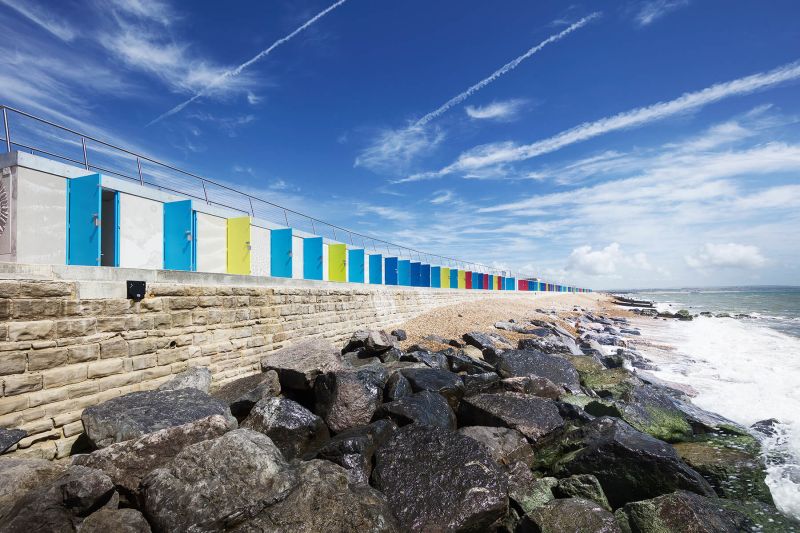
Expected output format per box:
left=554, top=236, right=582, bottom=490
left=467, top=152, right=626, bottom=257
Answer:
left=0, top=103, right=572, bottom=285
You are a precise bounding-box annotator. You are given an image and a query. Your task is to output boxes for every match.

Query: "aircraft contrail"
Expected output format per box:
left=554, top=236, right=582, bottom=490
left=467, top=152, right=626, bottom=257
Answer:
left=413, top=12, right=601, bottom=127
left=149, top=0, right=349, bottom=125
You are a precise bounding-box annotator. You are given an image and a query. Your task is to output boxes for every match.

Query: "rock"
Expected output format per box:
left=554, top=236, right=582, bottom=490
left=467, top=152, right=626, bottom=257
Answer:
left=567, top=355, right=636, bottom=398
left=0, top=428, right=26, bottom=454
left=446, top=350, right=496, bottom=374
left=462, top=372, right=502, bottom=396
left=518, top=335, right=574, bottom=355
left=342, top=330, right=370, bottom=353
left=400, top=350, right=449, bottom=370
left=79, top=508, right=151, bottom=533
left=314, top=420, right=396, bottom=485
left=673, top=431, right=773, bottom=504
left=751, top=418, right=781, bottom=437
left=374, top=391, right=456, bottom=429
left=462, top=331, right=513, bottom=360
left=493, top=350, right=581, bottom=392
left=615, top=490, right=752, bottom=532
left=506, top=462, right=557, bottom=515
left=242, top=397, right=329, bottom=460
left=553, top=474, right=611, bottom=511
left=210, top=370, right=281, bottom=420
left=458, top=393, right=564, bottom=441
left=157, top=366, right=211, bottom=393
left=365, top=330, right=395, bottom=355
left=715, top=498, right=800, bottom=532
left=390, top=329, right=407, bottom=341
left=384, top=371, right=412, bottom=401
left=524, top=498, right=621, bottom=533
left=675, top=309, right=693, bottom=321
left=314, top=365, right=388, bottom=433
left=73, top=414, right=234, bottom=502
left=458, top=426, right=534, bottom=467
left=372, top=425, right=507, bottom=531
left=0, top=458, right=66, bottom=520
left=142, top=429, right=289, bottom=532
left=673, top=399, right=746, bottom=434
left=448, top=339, right=464, bottom=348
left=400, top=368, right=464, bottom=409
left=261, top=338, right=345, bottom=391
left=535, top=417, right=715, bottom=508
left=81, top=388, right=237, bottom=449
left=462, top=344, right=485, bottom=360
left=501, top=375, right=563, bottom=399
left=620, top=328, right=641, bottom=336
left=0, top=465, right=115, bottom=532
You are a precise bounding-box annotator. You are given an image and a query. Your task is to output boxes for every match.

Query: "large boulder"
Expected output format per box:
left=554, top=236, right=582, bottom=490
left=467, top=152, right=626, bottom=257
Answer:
left=81, top=388, right=237, bottom=449
left=500, top=375, right=563, bottom=399
left=0, top=465, right=115, bottom=532
left=261, top=338, right=345, bottom=391
left=493, top=350, right=581, bottom=392
left=374, top=391, right=456, bottom=429
left=458, top=393, right=564, bottom=441
left=400, top=350, right=449, bottom=370
left=372, top=425, right=508, bottom=531
left=462, top=331, right=513, bottom=360
left=0, top=458, right=66, bottom=520
left=79, top=508, right=151, bottom=533
left=314, top=420, right=396, bottom=485
left=615, top=490, right=753, bottom=532
left=0, top=429, right=26, bottom=455
left=142, top=429, right=397, bottom=532
left=458, top=426, right=534, bottom=467
left=518, top=334, right=576, bottom=354
left=400, top=368, right=464, bottom=409
left=242, top=397, right=329, bottom=460
left=535, top=417, right=715, bottom=508
left=505, top=462, right=557, bottom=516
left=523, top=497, right=621, bottom=533
left=462, top=372, right=502, bottom=396
left=157, top=366, right=212, bottom=393
left=553, top=474, right=611, bottom=511
left=384, top=372, right=412, bottom=401
left=446, top=350, right=496, bottom=374
left=314, top=365, right=389, bottom=433
left=211, top=370, right=281, bottom=420
left=73, top=414, right=234, bottom=502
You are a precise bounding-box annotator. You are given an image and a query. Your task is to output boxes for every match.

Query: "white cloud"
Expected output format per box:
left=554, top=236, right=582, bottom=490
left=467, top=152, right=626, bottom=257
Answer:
left=246, top=92, right=262, bottom=105
left=635, top=0, right=689, bottom=27
left=0, top=0, right=77, bottom=41
left=465, top=99, right=527, bottom=121
left=354, top=126, right=445, bottom=173
left=399, top=60, right=800, bottom=183
left=107, top=0, right=174, bottom=26
left=685, top=243, right=767, bottom=269
left=567, top=243, right=622, bottom=276
left=430, top=190, right=455, bottom=204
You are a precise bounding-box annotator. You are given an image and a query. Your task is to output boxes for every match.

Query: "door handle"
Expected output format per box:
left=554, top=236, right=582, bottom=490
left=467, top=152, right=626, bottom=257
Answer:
left=185, top=231, right=192, bottom=242
left=92, top=214, right=100, bottom=227
left=246, top=241, right=251, bottom=251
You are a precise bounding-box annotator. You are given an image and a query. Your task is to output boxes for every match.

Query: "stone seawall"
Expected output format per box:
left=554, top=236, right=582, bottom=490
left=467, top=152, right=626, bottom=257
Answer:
left=0, top=265, right=548, bottom=460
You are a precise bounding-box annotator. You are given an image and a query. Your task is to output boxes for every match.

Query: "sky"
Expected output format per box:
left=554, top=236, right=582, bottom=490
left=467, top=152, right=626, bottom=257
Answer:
left=1, top=0, right=799, bottom=289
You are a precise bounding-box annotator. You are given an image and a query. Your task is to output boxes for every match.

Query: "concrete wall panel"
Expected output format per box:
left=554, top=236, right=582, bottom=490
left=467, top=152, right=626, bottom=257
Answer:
left=250, top=226, right=270, bottom=277
left=195, top=212, right=227, bottom=273
left=15, top=168, right=67, bottom=265
left=119, top=193, right=163, bottom=270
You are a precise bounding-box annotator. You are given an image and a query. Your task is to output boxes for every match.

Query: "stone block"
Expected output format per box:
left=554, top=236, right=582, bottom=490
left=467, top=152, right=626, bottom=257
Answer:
left=88, top=359, right=124, bottom=379
left=68, top=344, right=100, bottom=363
left=8, top=320, right=55, bottom=341
left=3, top=373, right=43, bottom=395
left=127, top=338, right=156, bottom=356
left=11, top=299, right=63, bottom=319
left=56, top=318, right=97, bottom=338
left=42, top=364, right=87, bottom=389
left=0, top=351, right=26, bottom=376
left=95, top=317, right=127, bottom=332
left=0, top=395, right=29, bottom=416
left=100, top=337, right=128, bottom=359
left=27, top=387, right=69, bottom=408
left=27, top=347, right=69, bottom=371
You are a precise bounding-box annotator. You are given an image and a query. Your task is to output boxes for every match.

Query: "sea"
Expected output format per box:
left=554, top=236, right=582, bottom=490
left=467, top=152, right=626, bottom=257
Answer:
left=618, top=286, right=800, bottom=520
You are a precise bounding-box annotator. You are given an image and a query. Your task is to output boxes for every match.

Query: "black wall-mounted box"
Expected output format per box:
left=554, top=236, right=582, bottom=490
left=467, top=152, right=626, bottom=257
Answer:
left=126, top=280, right=146, bottom=301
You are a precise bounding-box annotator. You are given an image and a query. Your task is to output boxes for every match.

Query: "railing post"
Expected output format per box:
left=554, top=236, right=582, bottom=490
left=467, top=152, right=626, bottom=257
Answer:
left=136, top=157, right=144, bottom=185
left=248, top=197, right=255, bottom=217
left=283, top=209, right=289, bottom=227
left=81, top=137, right=89, bottom=170
left=201, top=180, right=209, bottom=204
left=2, top=108, right=10, bottom=152
left=311, top=219, right=316, bottom=235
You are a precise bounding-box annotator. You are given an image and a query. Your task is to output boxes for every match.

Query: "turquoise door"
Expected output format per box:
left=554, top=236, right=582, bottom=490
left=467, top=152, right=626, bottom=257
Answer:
left=348, top=249, right=365, bottom=283
left=303, top=237, right=323, bottom=280
left=270, top=228, right=292, bottom=278
left=369, top=254, right=383, bottom=284
left=163, top=200, right=194, bottom=271
left=67, top=174, right=102, bottom=266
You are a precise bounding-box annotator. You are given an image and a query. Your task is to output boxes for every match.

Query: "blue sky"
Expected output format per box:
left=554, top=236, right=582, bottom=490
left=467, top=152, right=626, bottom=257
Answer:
left=1, top=0, right=799, bottom=289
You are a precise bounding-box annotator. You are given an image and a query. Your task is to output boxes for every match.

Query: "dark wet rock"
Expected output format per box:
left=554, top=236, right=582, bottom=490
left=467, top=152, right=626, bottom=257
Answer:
left=751, top=418, right=781, bottom=437
left=555, top=399, right=597, bottom=424
left=715, top=498, right=800, bottom=533
left=365, top=330, right=396, bottom=355
left=342, top=330, right=370, bottom=353
left=81, top=388, right=237, bottom=449
left=423, top=334, right=450, bottom=345
left=567, top=355, right=637, bottom=398
left=446, top=350, right=495, bottom=374
left=535, top=417, right=715, bottom=508
left=462, top=331, right=513, bottom=360
left=73, top=414, right=234, bottom=502
left=384, top=371, right=412, bottom=401
left=553, top=474, right=611, bottom=511
left=518, top=335, right=575, bottom=355
left=374, top=391, right=456, bottom=429
left=400, top=350, right=449, bottom=370
left=261, top=338, right=345, bottom=391
left=506, top=462, right=557, bottom=516
left=673, top=432, right=773, bottom=504
left=0, top=458, right=67, bottom=521
left=501, top=375, right=563, bottom=399
left=314, top=365, right=388, bottom=433
left=0, top=428, right=26, bottom=454
left=675, top=309, right=694, bottom=321
left=0, top=465, right=115, bottom=532
left=378, top=346, right=403, bottom=363
left=372, top=425, right=508, bottom=532
left=314, top=419, right=396, bottom=485
left=458, top=393, right=564, bottom=441
left=79, top=508, right=151, bottom=533
left=523, top=498, right=621, bottom=533
left=448, top=339, right=464, bottom=348
left=462, top=372, right=502, bottom=396
left=157, top=366, right=212, bottom=393
left=211, top=370, right=281, bottom=420
left=620, top=328, right=641, bottom=336
left=671, top=399, right=746, bottom=436
left=241, top=397, right=329, bottom=460
left=390, top=329, right=407, bottom=341
left=615, top=490, right=752, bottom=532
left=400, top=368, right=464, bottom=409
left=458, top=426, right=535, bottom=467
left=493, top=350, right=581, bottom=392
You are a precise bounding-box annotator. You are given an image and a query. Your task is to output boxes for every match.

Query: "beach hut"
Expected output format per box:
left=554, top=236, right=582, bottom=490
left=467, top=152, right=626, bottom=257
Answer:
left=421, top=264, right=431, bottom=287
left=348, top=248, right=364, bottom=283
left=384, top=257, right=398, bottom=285
left=398, top=259, right=411, bottom=286
left=431, top=266, right=441, bottom=288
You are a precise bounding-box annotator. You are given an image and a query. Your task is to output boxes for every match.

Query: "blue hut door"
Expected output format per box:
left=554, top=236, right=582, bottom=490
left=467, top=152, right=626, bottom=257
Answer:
left=270, top=228, right=292, bottom=278
left=163, top=200, right=194, bottom=271
left=67, top=174, right=103, bottom=266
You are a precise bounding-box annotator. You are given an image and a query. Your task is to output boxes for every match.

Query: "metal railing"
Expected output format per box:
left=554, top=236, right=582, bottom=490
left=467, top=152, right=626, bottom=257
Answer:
left=0, top=103, right=569, bottom=285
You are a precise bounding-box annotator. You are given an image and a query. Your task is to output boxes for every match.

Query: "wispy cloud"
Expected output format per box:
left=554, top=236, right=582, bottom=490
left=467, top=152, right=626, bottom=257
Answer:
left=465, top=99, right=527, bottom=121
left=635, top=0, right=689, bottom=27
left=0, top=0, right=77, bottom=41
left=430, top=190, right=455, bottom=204
left=399, top=60, right=800, bottom=183
left=685, top=243, right=767, bottom=270
left=150, top=0, right=349, bottom=124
